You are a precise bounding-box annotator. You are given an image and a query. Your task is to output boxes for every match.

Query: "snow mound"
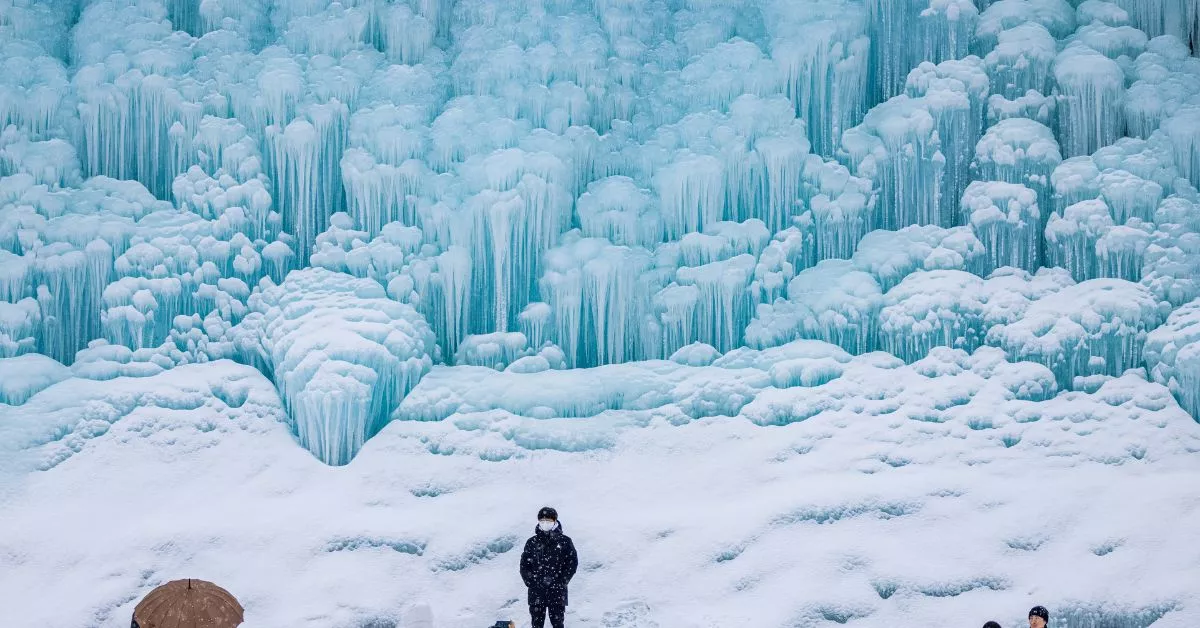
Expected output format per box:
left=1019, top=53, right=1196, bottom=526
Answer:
left=0, top=353, right=70, bottom=405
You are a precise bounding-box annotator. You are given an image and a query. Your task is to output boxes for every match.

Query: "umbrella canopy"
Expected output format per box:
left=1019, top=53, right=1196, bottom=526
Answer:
left=133, top=579, right=244, bottom=628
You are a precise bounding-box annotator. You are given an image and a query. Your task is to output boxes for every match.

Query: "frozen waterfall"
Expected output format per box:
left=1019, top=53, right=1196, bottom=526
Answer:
left=3, top=0, right=1200, bottom=468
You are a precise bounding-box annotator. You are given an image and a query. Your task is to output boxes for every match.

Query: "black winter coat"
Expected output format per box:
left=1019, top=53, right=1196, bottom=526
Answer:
left=519, top=523, right=578, bottom=606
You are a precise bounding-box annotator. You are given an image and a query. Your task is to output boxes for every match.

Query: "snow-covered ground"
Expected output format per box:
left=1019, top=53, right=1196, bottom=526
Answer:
left=3, top=347, right=1199, bottom=627
left=4, top=0, right=1200, bottom=626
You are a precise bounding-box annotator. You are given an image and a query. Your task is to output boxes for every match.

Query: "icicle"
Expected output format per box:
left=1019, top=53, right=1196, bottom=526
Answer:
left=518, top=302, right=553, bottom=351
left=755, top=135, right=810, bottom=233
left=975, top=0, right=1078, bottom=55
left=988, top=90, right=1056, bottom=128
left=961, top=181, right=1042, bottom=272
left=654, top=153, right=726, bottom=240
left=1096, top=223, right=1152, bottom=281
left=198, top=0, right=272, bottom=48
left=0, top=297, right=41, bottom=358
left=101, top=276, right=185, bottom=351
left=1069, top=22, right=1147, bottom=61
left=0, top=49, right=74, bottom=137
left=281, top=2, right=371, bottom=58
left=340, top=149, right=427, bottom=235
left=1099, top=170, right=1163, bottom=224
left=751, top=227, right=811, bottom=305
left=403, top=245, right=473, bottom=358
left=663, top=40, right=783, bottom=117
left=764, top=0, right=870, bottom=156
left=1144, top=297, right=1200, bottom=418
left=0, top=136, right=82, bottom=188
left=0, top=251, right=33, bottom=302
left=1050, top=156, right=1102, bottom=216
left=76, top=82, right=135, bottom=183
left=745, top=259, right=883, bottom=353
left=867, top=0, right=979, bottom=103
left=584, top=245, right=657, bottom=364
left=1162, top=106, right=1200, bottom=189
left=0, top=0, right=74, bottom=60
left=878, top=269, right=986, bottom=362
left=1053, top=44, right=1126, bottom=158
left=808, top=193, right=869, bottom=261
left=990, top=278, right=1161, bottom=389
left=377, top=3, right=435, bottom=65
left=851, top=224, right=988, bottom=292
left=653, top=284, right=700, bottom=358
left=447, top=148, right=570, bottom=332
left=984, top=22, right=1057, bottom=99
left=1044, top=198, right=1114, bottom=281
left=841, top=95, right=943, bottom=231
left=540, top=232, right=656, bottom=367
left=266, top=101, right=350, bottom=263
left=673, top=254, right=756, bottom=354
left=576, top=176, right=661, bottom=248
left=33, top=238, right=113, bottom=364
left=974, top=118, right=1062, bottom=217
left=907, top=57, right=991, bottom=228
left=1123, top=37, right=1199, bottom=140
left=1110, top=0, right=1189, bottom=42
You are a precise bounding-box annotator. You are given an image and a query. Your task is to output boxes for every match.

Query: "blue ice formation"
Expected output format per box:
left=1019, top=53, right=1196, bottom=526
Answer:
left=235, top=267, right=436, bottom=465
left=3, top=0, right=1200, bottom=464
left=1145, top=298, right=1200, bottom=418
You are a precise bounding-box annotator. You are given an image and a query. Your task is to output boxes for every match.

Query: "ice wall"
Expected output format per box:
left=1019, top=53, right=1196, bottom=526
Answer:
left=4, top=0, right=1200, bottom=465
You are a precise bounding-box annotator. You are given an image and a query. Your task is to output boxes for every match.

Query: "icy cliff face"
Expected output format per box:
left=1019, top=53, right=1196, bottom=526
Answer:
left=2, top=0, right=1200, bottom=467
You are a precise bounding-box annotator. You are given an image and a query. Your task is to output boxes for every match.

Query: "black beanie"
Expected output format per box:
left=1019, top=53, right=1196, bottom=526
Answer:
left=1029, top=606, right=1050, bottom=622
left=537, top=506, right=558, bottom=521
left=983, top=622, right=1002, bottom=628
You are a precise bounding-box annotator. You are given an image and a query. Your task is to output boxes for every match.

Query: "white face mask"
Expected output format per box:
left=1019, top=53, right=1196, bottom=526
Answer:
left=538, top=520, right=557, bottom=532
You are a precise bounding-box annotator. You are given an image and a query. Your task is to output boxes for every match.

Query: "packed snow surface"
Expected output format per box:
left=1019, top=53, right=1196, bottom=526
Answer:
left=3, top=0, right=1200, bottom=626
left=3, top=353, right=1200, bottom=628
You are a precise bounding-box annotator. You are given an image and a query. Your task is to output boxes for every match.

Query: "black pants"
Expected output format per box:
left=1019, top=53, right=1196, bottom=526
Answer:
left=530, top=602, right=565, bottom=628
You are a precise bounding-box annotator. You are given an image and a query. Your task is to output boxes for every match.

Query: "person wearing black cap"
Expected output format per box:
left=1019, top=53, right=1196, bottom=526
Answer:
left=1029, top=605, right=1050, bottom=628
left=983, top=621, right=1002, bottom=628
left=519, top=507, right=578, bottom=628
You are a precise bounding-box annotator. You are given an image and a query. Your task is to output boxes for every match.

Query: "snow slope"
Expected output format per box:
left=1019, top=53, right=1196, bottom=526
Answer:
left=1, top=351, right=1199, bottom=628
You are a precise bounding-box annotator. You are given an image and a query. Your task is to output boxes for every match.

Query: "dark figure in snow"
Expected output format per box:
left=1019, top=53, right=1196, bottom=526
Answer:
left=983, top=622, right=1002, bottom=628
left=520, top=507, right=578, bottom=628
left=1029, top=605, right=1050, bottom=628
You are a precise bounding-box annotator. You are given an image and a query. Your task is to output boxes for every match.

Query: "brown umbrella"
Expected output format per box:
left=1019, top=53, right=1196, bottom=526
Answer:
left=133, top=579, right=244, bottom=628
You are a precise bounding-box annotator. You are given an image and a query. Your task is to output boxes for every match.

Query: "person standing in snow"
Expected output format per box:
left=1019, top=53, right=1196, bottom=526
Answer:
left=1028, top=605, right=1050, bottom=628
left=520, top=507, right=578, bottom=628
